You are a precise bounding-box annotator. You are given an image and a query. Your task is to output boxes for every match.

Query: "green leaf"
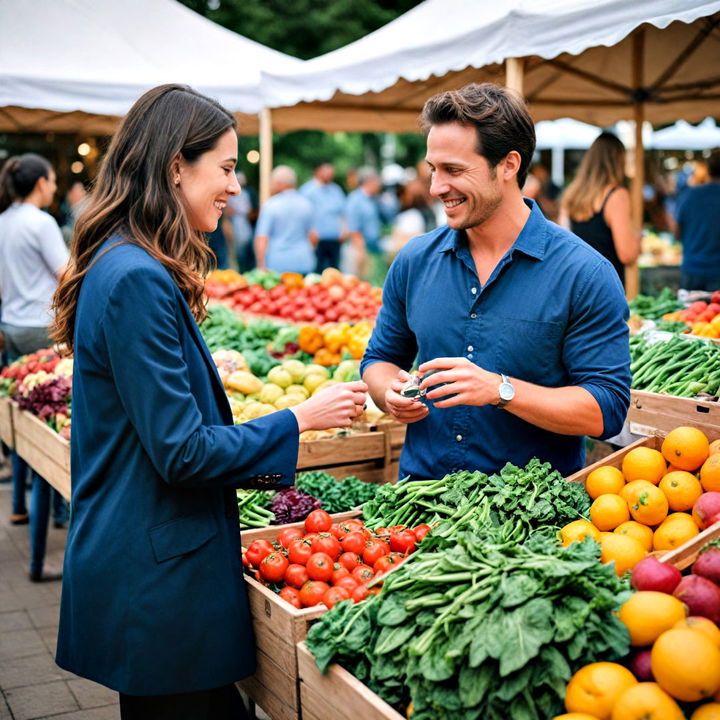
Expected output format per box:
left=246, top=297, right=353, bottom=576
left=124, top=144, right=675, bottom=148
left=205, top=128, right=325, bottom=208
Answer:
left=458, top=662, right=494, bottom=707
left=498, top=599, right=554, bottom=676
left=419, top=642, right=455, bottom=682
left=377, top=593, right=409, bottom=627
left=500, top=574, right=540, bottom=608
left=375, top=624, right=416, bottom=655
left=494, top=666, right=531, bottom=701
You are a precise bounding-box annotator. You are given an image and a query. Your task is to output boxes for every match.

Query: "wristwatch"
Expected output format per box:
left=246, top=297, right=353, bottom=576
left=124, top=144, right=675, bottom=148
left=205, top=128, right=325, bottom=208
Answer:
left=496, top=374, right=515, bottom=409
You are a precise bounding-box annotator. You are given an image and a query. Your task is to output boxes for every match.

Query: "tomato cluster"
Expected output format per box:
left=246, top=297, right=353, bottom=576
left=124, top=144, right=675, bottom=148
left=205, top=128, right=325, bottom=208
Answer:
left=242, top=509, right=430, bottom=609
left=0, top=349, right=60, bottom=382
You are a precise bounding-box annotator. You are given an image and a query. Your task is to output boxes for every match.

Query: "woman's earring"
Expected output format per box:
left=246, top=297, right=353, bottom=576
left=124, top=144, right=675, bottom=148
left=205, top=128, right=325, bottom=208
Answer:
left=174, top=176, right=180, bottom=186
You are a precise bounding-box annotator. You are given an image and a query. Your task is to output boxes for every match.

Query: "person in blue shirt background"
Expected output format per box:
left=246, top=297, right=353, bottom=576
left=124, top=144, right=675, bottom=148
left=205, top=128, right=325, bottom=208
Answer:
left=254, top=165, right=315, bottom=275
left=361, top=83, right=631, bottom=480
left=674, top=149, right=720, bottom=291
left=345, top=167, right=383, bottom=279
left=299, top=160, right=347, bottom=272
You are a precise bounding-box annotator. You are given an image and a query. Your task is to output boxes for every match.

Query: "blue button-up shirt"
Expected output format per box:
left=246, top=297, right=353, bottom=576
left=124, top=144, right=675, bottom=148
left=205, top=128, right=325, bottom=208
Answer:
left=299, top=180, right=346, bottom=241
left=361, top=199, right=631, bottom=480
left=346, top=188, right=381, bottom=252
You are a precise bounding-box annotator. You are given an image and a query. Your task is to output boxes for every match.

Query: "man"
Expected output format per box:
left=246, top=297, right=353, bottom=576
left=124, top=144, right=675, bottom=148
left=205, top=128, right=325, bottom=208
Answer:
left=254, top=165, right=315, bottom=274
left=675, top=149, right=720, bottom=291
left=300, top=161, right=347, bottom=272
left=345, top=167, right=383, bottom=278
left=361, top=83, right=631, bottom=479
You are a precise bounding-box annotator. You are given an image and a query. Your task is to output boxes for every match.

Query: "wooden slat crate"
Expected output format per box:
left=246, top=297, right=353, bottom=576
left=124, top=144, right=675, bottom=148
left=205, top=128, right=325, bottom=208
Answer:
left=0, top=397, right=15, bottom=449
left=297, top=642, right=404, bottom=720
left=628, top=389, right=720, bottom=436
left=12, top=405, right=71, bottom=501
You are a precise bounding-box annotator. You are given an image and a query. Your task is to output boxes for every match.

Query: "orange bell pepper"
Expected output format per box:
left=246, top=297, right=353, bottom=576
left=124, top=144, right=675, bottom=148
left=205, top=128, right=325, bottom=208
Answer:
left=298, top=325, right=324, bottom=354
left=314, top=348, right=342, bottom=366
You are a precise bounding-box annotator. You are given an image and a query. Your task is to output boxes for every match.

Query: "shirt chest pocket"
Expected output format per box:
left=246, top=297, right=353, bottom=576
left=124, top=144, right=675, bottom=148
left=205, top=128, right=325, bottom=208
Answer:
left=493, top=316, right=564, bottom=385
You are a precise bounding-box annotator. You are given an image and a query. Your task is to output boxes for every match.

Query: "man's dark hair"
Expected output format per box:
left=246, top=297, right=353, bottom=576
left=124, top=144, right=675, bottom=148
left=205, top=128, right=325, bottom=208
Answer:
left=420, top=83, right=536, bottom=187
left=709, top=149, right=720, bottom=180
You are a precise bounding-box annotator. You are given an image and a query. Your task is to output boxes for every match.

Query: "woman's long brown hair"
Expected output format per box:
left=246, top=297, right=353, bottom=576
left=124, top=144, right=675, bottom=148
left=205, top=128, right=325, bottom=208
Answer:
left=51, top=84, right=236, bottom=354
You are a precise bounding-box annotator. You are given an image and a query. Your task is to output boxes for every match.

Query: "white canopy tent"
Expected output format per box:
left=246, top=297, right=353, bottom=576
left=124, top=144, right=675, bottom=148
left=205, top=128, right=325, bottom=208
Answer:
left=0, top=0, right=303, bottom=135
left=651, top=117, right=720, bottom=150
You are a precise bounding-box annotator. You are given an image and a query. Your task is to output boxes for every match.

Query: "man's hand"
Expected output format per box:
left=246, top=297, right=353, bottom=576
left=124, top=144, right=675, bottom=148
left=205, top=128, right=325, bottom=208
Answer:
left=384, top=369, right=429, bottom=424
left=418, top=357, right=501, bottom=408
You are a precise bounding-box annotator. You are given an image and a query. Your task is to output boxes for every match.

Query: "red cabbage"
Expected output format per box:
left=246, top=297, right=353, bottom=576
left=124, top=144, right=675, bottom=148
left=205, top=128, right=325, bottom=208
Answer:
left=270, top=488, right=321, bottom=524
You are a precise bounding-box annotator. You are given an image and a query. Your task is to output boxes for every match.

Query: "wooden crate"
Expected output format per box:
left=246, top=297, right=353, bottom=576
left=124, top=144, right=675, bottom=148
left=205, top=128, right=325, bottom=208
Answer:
left=12, top=405, right=70, bottom=501
left=0, top=397, right=15, bottom=449
left=628, top=389, right=720, bottom=436
left=297, top=642, right=404, bottom=720
left=659, top=520, right=720, bottom=571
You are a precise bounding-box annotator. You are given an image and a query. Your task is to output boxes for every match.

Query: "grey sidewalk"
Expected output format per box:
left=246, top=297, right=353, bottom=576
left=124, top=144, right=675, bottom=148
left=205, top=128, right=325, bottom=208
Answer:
left=0, top=480, right=119, bottom=720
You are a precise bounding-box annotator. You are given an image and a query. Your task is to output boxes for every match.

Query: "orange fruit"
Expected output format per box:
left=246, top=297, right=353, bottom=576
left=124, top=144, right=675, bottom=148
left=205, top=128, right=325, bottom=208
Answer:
left=692, top=703, right=720, bottom=720
left=653, top=513, right=700, bottom=550
left=628, top=484, right=669, bottom=526
left=651, top=628, right=720, bottom=701
left=586, top=466, right=626, bottom=499
left=552, top=715, right=601, bottom=720
left=614, top=521, right=654, bottom=552
left=622, top=447, right=667, bottom=485
left=662, top=426, right=710, bottom=472
left=710, top=439, right=720, bottom=456
left=599, top=532, right=646, bottom=577
left=560, top=519, right=601, bottom=547
left=659, top=470, right=704, bottom=510
left=619, top=591, right=687, bottom=646
left=675, top=617, right=720, bottom=647
left=621, top=480, right=657, bottom=506
left=702, top=454, right=720, bottom=492
left=610, top=683, right=684, bottom=720
left=564, top=662, right=637, bottom=719
left=591, top=494, right=630, bottom=531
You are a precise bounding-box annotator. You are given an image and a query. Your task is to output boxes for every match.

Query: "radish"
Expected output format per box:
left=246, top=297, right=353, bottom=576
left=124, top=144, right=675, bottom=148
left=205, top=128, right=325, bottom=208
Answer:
left=693, top=545, right=720, bottom=585
left=631, top=555, right=682, bottom=594
left=630, top=649, right=654, bottom=681
left=692, top=492, right=720, bottom=529
left=673, top=575, right=720, bottom=624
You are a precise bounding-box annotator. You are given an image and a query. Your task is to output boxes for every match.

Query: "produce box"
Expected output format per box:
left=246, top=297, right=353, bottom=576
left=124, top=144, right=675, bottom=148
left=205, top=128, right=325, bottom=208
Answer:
left=239, top=511, right=362, bottom=720
left=629, top=389, right=720, bottom=436
left=12, top=404, right=70, bottom=500
left=297, top=642, right=404, bottom=720
left=0, top=397, right=15, bottom=449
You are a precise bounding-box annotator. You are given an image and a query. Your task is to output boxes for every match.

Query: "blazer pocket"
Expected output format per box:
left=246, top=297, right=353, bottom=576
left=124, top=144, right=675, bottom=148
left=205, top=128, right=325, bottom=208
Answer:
left=148, top=514, right=218, bottom=564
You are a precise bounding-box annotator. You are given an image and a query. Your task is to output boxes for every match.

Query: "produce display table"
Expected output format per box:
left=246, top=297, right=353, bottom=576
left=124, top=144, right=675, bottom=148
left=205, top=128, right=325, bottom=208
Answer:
left=628, top=389, right=720, bottom=436
left=0, top=397, right=15, bottom=449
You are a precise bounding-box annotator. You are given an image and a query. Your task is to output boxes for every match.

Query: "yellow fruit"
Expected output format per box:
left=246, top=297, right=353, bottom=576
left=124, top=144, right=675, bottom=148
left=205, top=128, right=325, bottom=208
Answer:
left=610, top=683, right=684, bottom=720
left=628, top=483, right=669, bottom=526
left=709, top=439, right=720, bottom=456
left=675, top=617, right=720, bottom=647
left=259, top=383, right=284, bottom=405
left=586, top=466, right=626, bottom=499
left=303, top=372, right=328, bottom=393
left=564, top=662, right=637, bottom=720
left=560, top=519, right=601, bottom=547
left=285, top=384, right=310, bottom=399
left=692, top=703, right=720, bottom=720
left=619, top=591, right=687, bottom=646
left=273, top=394, right=303, bottom=410
left=599, top=533, right=647, bottom=576
left=702, top=454, right=720, bottom=492
left=280, top=359, right=307, bottom=384
left=653, top=513, right=700, bottom=551
left=614, top=521, right=654, bottom=552
left=662, top=426, right=710, bottom=472
left=591, top=494, right=630, bottom=531
left=266, top=366, right=293, bottom=389
left=651, top=628, right=720, bottom=702
left=659, top=470, right=704, bottom=510
left=313, top=379, right=340, bottom=394
left=622, top=447, right=667, bottom=485
left=621, top=480, right=656, bottom=506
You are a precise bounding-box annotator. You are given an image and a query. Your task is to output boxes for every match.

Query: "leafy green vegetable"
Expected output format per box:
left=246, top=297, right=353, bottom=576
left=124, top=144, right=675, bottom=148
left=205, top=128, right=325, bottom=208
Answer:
left=296, top=471, right=379, bottom=513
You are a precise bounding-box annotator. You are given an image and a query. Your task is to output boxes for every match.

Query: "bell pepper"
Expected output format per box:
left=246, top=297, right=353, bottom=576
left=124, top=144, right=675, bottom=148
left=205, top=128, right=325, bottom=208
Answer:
left=298, top=325, right=324, bottom=354
left=281, top=272, right=305, bottom=290
left=323, top=324, right=349, bottom=353
left=314, top=348, right=342, bottom=366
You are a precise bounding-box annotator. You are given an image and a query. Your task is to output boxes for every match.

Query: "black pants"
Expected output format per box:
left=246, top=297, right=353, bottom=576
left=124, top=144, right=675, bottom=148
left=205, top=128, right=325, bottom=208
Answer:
left=119, top=683, right=249, bottom=720
left=315, top=239, right=341, bottom=272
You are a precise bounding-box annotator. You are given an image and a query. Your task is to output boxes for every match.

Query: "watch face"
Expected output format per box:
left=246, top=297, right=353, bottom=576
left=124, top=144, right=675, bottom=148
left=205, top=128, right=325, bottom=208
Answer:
left=499, top=382, right=514, bottom=401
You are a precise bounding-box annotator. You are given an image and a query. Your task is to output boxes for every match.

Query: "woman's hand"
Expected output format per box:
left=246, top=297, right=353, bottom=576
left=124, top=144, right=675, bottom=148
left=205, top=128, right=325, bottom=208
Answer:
left=384, top=369, right=430, bottom=425
left=291, top=380, right=368, bottom=432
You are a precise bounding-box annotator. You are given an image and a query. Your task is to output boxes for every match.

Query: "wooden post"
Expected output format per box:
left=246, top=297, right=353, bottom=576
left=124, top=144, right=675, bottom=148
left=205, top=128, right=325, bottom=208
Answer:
left=259, top=107, right=273, bottom=206
left=505, top=57, right=525, bottom=96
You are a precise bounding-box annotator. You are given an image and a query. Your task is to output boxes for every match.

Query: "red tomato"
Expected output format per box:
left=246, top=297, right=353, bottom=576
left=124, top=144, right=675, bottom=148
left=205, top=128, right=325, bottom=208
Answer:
left=278, top=587, right=302, bottom=609
left=241, top=552, right=249, bottom=568
left=388, top=525, right=407, bottom=532
left=260, top=552, right=289, bottom=583
left=334, top=575, right=359, bottom=594
left=351, top=565, right=375, bottom=584
left=363, top=539, right=390, bottom=566
left=311, top=533, right=341, bottom=560
left=338, top=552, right=360, bottom=571
left=284, top=563, right=310, bottom=589
left=299, top=580, right=330, bottom=607
left=245, top=539, right=274, bottom=568
left=331, top=567, right=351, bottom=584
left=413, top=524, right=431, bottom=542
left=351, top=584, right=370, bottom=603
left=287, top=537, right=313, bottom=565
left=277, top=527, right=304, bottom=549
left=254, top=570, right=267, bottom=586
left=344, top=519, right=365, bottom=531
left=389, top=529, right=417, bottom=555
left=373, top=555, right=401, bottom=575
left=374, top=527, right=389, bottom=537
left=306, top=552, right=334, bottom=582
left=323, top=586, right=351, bottom=609
left=329, top=523, right=344, bottom=539
left=305, top=509, right=333, bottom=534
left=341, top=531, right=366, bottom=555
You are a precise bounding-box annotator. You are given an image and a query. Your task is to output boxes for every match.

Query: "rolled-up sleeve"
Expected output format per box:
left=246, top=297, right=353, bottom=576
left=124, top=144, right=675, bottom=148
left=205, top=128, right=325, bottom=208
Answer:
left=563, top=260, right=631, bottom=439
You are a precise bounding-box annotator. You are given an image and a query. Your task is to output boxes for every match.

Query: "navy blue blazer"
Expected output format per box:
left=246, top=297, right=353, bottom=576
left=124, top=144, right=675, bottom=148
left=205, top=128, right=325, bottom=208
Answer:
left=55, top=237, right=299, bottom=695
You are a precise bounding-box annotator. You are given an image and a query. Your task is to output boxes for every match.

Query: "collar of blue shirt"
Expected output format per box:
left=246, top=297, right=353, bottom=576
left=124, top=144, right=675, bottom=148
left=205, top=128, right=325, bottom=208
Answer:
left=436, top=198, right=548, bottom=261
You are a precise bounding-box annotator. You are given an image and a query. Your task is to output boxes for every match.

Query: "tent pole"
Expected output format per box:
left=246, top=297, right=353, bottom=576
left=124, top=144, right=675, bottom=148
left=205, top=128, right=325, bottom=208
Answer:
left=505, top=58, right=525, bottom=96
left=259, top=107, right=273, bottom=205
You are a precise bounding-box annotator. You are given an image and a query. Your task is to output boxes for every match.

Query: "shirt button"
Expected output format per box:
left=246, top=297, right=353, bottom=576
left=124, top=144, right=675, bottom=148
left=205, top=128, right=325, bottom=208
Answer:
left=456, top=434, right=463, bottom=442
left=467, top=345, right=473, bottom=352
left=467, top=353, right=473, bottom=359
left=470, top=313, right=477, bottom=319
left=471, top=287, right=477, bottom=295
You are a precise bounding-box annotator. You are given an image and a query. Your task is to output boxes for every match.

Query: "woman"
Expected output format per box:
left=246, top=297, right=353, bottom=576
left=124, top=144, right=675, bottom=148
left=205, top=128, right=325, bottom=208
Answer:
left=561, top=132, right=639, bottom=287
left=0, top=153, right=69, bottom=580
left=51, top=84, right=366, bottom=719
